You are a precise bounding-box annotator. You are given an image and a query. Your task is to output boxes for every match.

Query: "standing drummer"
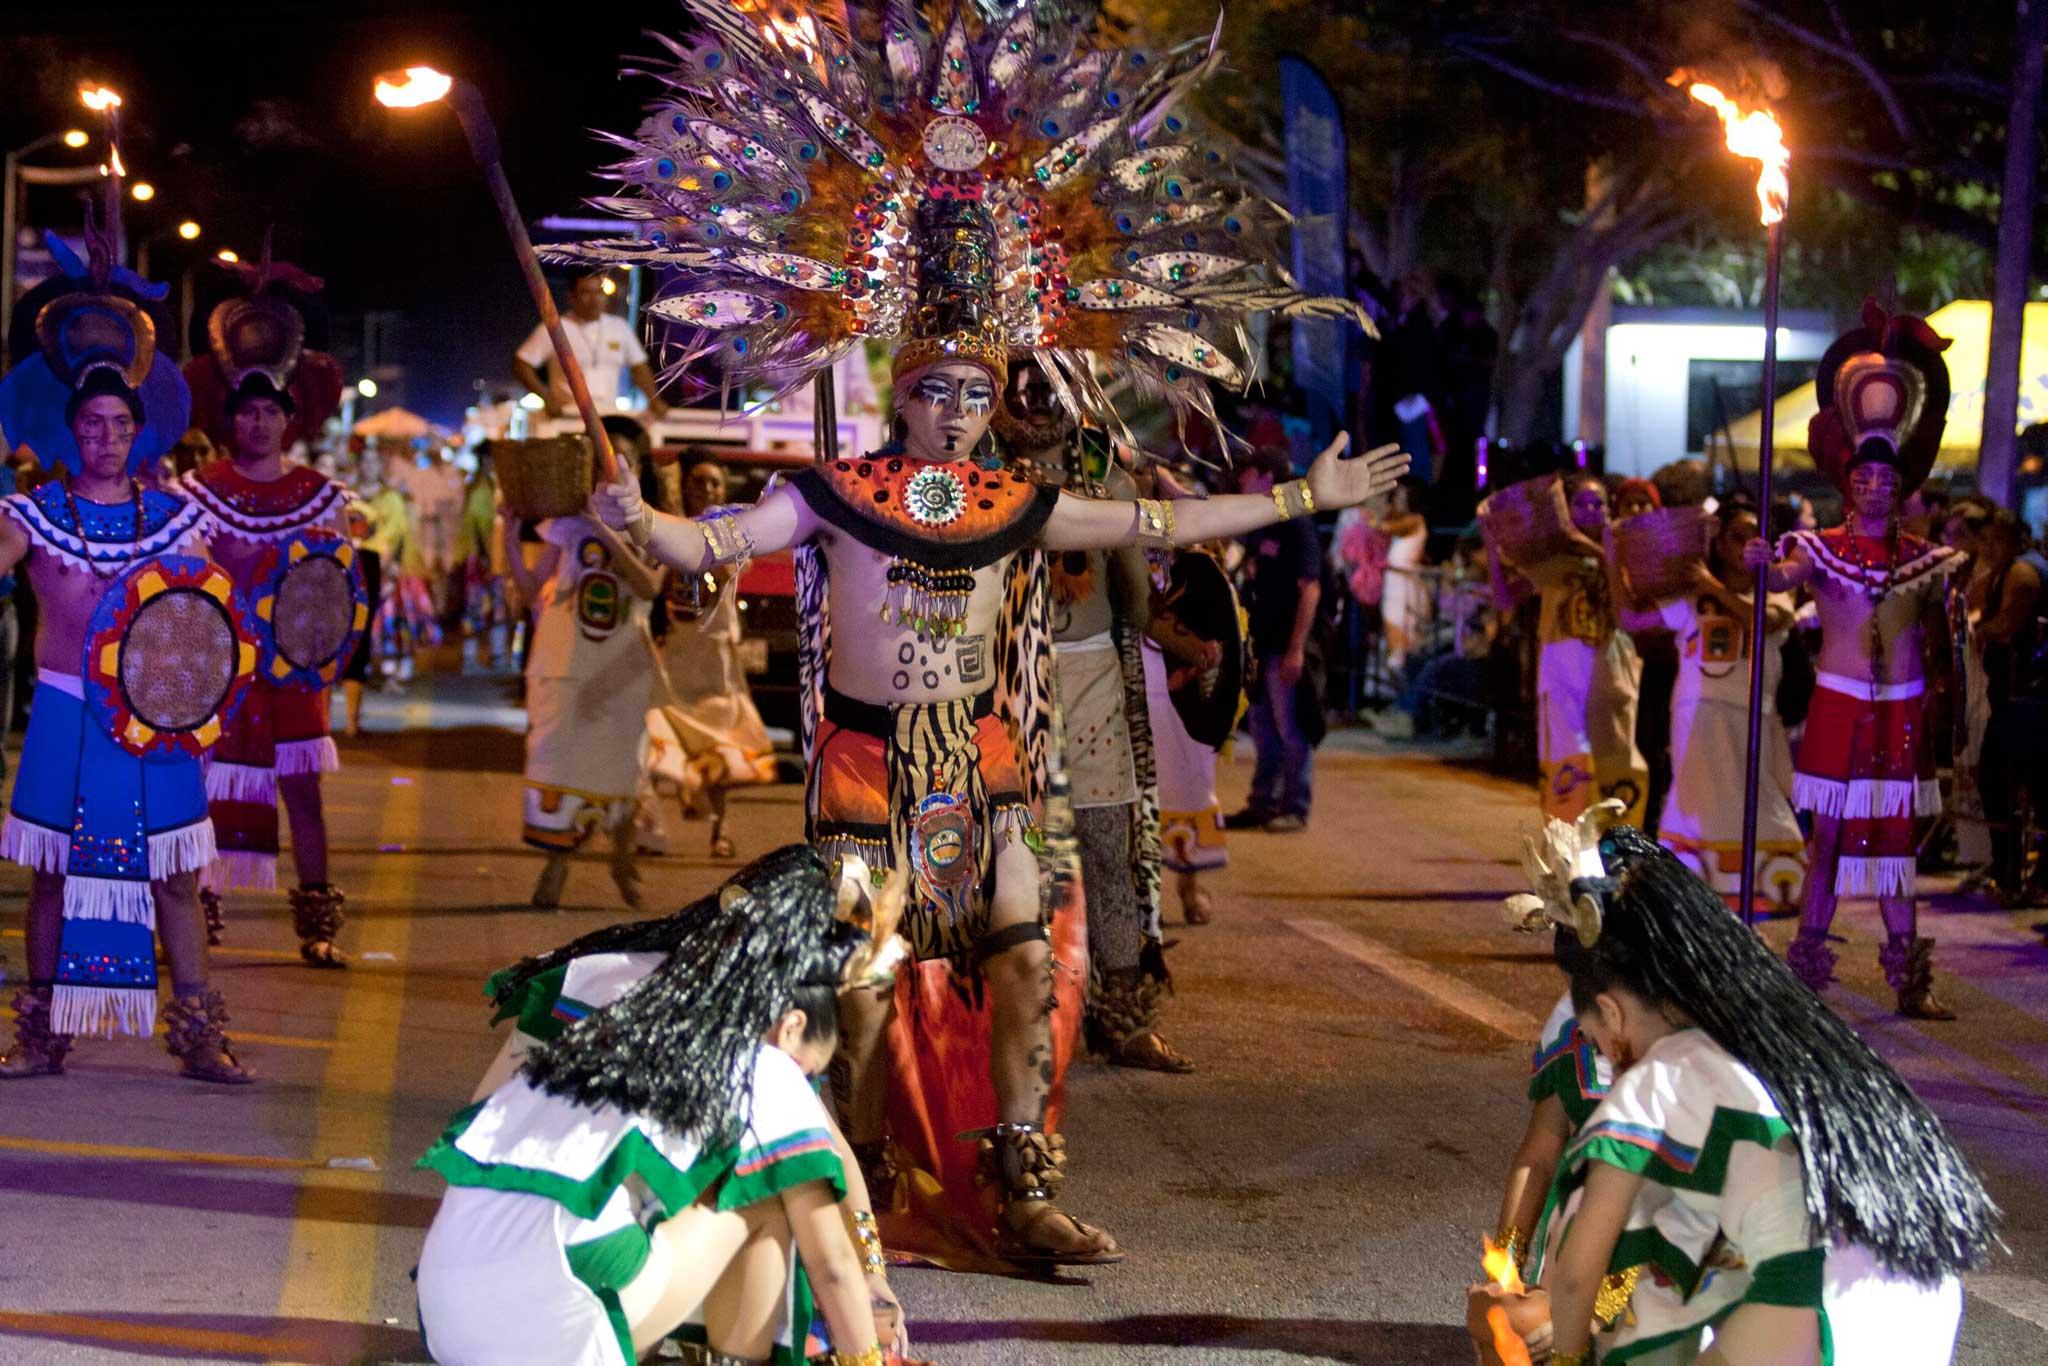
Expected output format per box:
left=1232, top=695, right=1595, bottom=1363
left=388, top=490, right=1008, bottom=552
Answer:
left=179, top=257, right=355, bottom=968
left=0, top=229, right=252, bottom=1082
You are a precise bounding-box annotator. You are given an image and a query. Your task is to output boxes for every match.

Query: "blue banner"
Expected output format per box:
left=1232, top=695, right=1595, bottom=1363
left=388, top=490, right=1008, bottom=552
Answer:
left=1280, top=57, right=1349, bottom=451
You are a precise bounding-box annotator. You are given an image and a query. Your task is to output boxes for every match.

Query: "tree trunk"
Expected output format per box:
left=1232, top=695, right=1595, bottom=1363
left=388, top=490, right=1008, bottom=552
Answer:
left=1981, top=0, right=2048, bottom=508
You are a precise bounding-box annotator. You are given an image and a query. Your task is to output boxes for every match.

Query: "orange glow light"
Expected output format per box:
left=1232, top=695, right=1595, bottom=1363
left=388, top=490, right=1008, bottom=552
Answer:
left=1481, top=1236, right=1527, bottom=1295
left=78, top=85, right=122, bottom=113
left=374, top=66, right=454, bottom=109
left=1679, top=77, right=1789, bottom=226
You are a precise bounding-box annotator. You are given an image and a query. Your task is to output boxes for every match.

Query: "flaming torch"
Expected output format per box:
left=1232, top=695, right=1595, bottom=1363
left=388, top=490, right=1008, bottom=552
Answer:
left=372, top=67, right=621, bottom=485
left=1676, top=73, right=1790, bottom=927
left=1474, top=1236, right=1536, bottom=1366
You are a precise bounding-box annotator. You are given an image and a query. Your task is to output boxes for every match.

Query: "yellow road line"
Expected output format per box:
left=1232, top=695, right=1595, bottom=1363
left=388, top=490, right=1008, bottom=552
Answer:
left=0, top=1308, right=316, bottom=1360
left=0, top=1133, right=331, bottom=1171
left=0, top=1007, right=336, bottom=1052
left=274, top=769, right=423, bottom=1330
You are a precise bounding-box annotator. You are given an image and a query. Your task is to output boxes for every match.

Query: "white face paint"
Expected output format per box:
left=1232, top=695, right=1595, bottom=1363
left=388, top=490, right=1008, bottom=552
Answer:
left=900, top=362, right=997, bottom=458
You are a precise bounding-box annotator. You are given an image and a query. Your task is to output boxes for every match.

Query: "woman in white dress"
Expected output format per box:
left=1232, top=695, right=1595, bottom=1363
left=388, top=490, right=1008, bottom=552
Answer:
left=417, top=846, right=904, bottom=1366
left=647, top=455, right=778, bottom=859
left=1493, top=822, right=1992, bottom=1365
left=506, top=439, right=662, bottom=908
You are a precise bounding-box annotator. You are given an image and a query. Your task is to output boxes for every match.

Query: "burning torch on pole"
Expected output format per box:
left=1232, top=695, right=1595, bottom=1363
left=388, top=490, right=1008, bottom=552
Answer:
left=373, top=66, right=622, bottom=487
left=1675, top=74, right=1790, bottom=927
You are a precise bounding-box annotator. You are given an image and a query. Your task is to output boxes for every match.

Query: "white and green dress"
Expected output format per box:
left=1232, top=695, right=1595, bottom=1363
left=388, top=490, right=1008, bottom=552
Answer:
left=416, top=954, right=844, bottom=1366
left=1530, top=991, right=1613, bottom=1131
left=1528, top=1028, right=1960, bottom=1364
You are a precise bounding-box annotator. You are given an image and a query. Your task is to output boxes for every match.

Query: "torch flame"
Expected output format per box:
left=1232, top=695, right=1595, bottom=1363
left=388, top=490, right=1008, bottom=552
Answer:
left=1680, top=79, right=1789, bottom=226
left=1485, top=1306, right=1536, bottom=1366
left=79, top=85, right=122, bottom=113
left=1482, top=1236, right=1526, bottom=1295
left=375, top=66, right=455, bottom=109
left=1479, top=1237, right=1534, bottom=1366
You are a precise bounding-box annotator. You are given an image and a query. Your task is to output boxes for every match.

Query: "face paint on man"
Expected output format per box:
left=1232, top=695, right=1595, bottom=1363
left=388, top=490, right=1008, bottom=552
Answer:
left=900, top=362, right=996, bottom=459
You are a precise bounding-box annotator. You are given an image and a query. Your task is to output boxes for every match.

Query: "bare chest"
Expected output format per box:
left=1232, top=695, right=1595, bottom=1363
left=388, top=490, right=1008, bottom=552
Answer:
left=818, top=532, right=1010, bottom=703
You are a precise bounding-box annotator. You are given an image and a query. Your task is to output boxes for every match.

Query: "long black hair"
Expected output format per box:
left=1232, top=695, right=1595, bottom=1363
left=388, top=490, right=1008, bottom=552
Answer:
left=516, top=844, right=865, bottom=1142
left=1567, top=828, right=1997, bottom=1282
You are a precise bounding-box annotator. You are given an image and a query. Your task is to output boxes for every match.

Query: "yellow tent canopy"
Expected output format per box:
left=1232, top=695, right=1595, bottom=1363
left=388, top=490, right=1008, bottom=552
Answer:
left=1724, top=300, right=2048, bottom=471
left=353, top=406, right=446, bottom=442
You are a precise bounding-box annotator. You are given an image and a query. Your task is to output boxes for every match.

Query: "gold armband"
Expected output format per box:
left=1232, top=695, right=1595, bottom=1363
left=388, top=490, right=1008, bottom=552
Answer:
left=1271, top=484, right=1290, bottom=520
left=1135, top=497, right=1175, bottom=548
left=828, top=1348, right=885, bottom=1366
left=1295, top=478, right=1316, bottom=513
left=1550, top=1353, right=1589, bottom=1366
left=698, top=512, right=755, bottom=566
left=847, top=1208, right=887, bottom=1276
left=1492, top=1224, right=1525, bottom=1272
left=1272, top=479, right=1313, bottom=519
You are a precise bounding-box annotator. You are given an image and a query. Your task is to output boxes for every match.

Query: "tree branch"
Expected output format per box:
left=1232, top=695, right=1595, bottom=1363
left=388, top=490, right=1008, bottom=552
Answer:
left=1440, top=38, right=1651, bottom=116
left=1737, top=0, right=1913, bottom=141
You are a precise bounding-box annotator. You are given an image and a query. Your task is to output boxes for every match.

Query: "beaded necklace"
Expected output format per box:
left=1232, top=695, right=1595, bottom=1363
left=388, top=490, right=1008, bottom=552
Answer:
left=60, top=476, right=146, bottom=580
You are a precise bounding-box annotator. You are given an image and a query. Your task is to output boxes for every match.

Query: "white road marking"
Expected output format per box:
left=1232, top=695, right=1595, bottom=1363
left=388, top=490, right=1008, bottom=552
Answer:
left=1285, top=917, right=1541, bottom=1041
left=1968, top=1276, right=2048, bottom=1333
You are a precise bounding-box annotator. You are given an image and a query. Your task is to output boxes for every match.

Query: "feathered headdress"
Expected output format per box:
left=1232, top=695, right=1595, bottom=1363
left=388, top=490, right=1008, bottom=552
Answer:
left=181, top=232, right=344, bottom=450
left=547, top=0, right=1373, bottom=448
left=1807, top=299, right=1951, bottom=499
left=0, top=209, right=190, bottom=474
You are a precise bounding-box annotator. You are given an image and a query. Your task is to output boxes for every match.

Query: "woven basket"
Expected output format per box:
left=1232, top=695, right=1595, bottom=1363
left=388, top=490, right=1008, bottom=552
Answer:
left=1613, top=505, right=1709, bottom=603
left=495, top=436, right=595, bottom=521
left=1478, top=474, right=1575, bottom=568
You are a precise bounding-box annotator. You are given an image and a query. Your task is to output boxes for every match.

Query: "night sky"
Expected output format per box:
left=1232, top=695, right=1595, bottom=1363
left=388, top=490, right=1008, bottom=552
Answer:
left=3, top=2, right=686, bottom=425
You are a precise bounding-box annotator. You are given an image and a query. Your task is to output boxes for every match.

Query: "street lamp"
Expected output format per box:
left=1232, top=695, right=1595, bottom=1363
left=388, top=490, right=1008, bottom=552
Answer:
left=216, top=248, right=239, bottom=263
left=374, top=64, right=622, bottom=484
left=357, top=378, right=379, bottom=399
left=178, top=220, right=200, bottom=241
left=3, top=129, right=98, bottom=329
left=130, top=181, right=154, bottom=202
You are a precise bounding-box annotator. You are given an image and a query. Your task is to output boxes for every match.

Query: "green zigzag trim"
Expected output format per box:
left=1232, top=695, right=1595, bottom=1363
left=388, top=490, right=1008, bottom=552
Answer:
left=1526, top=1105, right=1797, bottom=1287
left=417, top=1099, right=732, bottom=1221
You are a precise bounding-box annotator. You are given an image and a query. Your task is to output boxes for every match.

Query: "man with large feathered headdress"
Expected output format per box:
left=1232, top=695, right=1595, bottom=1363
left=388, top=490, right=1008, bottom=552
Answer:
left=178, top=248, right=361, bottom=971
left=1745, top=302, right=1966, bottom=1019
left=573, top=0, right=1410, bottom=1268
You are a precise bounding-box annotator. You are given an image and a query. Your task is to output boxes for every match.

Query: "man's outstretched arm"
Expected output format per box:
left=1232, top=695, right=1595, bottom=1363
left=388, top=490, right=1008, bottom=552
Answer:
left=1039, top=435, right=1410, bottom=552
left=590, top=476, right=810, bottom=572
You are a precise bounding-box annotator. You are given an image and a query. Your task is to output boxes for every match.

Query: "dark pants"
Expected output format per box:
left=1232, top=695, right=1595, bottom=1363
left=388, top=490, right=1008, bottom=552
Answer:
left=1248, top=652, right=1314, bottom=819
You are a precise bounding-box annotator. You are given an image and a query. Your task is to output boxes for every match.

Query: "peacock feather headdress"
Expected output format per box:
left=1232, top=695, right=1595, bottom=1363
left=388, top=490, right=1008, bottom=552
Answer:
left=546, top=0, right=1372, bottom=448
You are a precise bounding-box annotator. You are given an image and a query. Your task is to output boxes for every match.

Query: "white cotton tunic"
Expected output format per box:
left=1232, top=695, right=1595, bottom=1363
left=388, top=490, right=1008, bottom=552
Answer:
left=417, top=954, right=844, bottom=1366
left=1529, top=1029, right=1961, bottom=1364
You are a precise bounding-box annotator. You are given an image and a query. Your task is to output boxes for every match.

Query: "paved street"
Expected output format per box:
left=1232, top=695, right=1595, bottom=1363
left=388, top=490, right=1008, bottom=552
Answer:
left=2, top=675, right=2046, bottom=1364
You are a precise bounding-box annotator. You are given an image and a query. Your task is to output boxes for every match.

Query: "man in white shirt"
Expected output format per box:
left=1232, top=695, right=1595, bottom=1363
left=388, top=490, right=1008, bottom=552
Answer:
left=512, top=275, right=671, bottom=420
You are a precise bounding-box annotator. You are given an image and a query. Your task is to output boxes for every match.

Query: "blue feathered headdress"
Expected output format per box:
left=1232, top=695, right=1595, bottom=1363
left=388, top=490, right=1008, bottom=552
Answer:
left=0, top=223, right=190, bottom=475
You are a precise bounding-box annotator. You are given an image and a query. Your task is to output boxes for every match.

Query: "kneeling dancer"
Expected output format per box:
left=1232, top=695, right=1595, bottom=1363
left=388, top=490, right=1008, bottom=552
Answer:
left=1490, top=816, right=1994, bottom=1363
left=416, top=845, right=901, bottom=1366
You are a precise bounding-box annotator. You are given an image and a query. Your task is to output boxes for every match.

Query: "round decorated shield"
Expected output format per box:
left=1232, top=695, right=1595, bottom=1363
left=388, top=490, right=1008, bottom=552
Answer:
left=251, top=529, right=369, bottom=689
left=1156, top=548, right=1247, bottom=750
left=84, top=554, right=260, bottom=758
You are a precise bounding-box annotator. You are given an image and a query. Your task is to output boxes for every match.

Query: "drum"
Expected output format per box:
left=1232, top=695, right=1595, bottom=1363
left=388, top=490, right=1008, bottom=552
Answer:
left=495, top=435, right=596, bottom=521
left=1478, top=474, right=1575, bottom=569
left=252, top=529, right=370, bottom=689
left=1612, top=506, right=1709, bottom=604
left=1154, top=548, right=1246, bottom=749
left=83, top=555, right=260, bottom=758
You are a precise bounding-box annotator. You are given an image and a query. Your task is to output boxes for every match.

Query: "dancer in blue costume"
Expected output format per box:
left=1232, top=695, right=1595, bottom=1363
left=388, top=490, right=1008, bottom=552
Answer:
left=0, top=225, right=253, bottom=1083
